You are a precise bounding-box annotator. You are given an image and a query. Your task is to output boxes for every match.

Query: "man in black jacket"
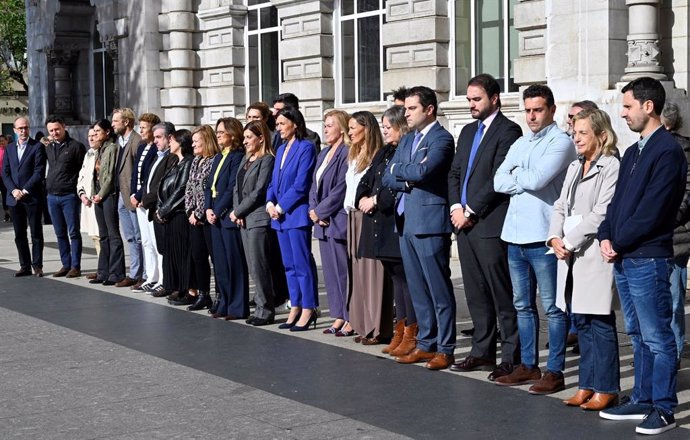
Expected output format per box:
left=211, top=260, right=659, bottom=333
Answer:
left=45, top=116, right=86, bottom=278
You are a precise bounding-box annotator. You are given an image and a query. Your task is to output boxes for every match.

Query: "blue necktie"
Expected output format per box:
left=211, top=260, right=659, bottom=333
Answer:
left=460, top=122, right=484, bottom=207
left=397, top=132, right=424, bottom=215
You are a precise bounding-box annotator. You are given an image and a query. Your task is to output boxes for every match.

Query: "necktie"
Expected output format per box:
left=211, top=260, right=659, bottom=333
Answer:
left=397, top=132, right=424, bottom=215
left=460, top=122, right=485, bottom=207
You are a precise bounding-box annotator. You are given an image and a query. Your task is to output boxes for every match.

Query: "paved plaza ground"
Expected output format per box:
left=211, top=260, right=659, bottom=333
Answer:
left=1, top=220, right=689, bottom=439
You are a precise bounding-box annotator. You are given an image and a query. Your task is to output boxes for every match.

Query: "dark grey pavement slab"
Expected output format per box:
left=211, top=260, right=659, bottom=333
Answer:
left=1, top=269, right=689, bottom=439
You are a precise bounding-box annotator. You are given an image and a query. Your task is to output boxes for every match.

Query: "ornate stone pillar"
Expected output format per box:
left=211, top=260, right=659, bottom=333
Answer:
left=46, top=48, right=79, bottom=119
left=621, top=0, right=666, bottom=81
left=104, top=39, right=120, bottom=109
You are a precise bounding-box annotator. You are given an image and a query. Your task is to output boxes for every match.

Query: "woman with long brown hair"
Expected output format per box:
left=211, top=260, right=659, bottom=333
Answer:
left=205, top=118, right=249, bottom=319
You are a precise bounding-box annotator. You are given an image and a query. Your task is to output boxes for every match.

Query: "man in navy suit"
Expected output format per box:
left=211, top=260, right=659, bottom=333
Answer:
left=383, top=86, right=457, bottom=370
left=1, top=117, right=46, bottom=277
left=448, top=74, right=522, bottom=381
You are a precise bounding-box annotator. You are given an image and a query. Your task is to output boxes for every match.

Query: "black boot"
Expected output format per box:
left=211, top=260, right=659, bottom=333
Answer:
left=207, top=291, right=220, bottom=314
left=188, top=290, right=212, bottom=311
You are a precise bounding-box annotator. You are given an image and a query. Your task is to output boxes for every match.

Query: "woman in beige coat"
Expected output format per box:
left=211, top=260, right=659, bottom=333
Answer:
left=547, top=108, right=620, bottom=411
left=76, top=128, right=100, bottom=254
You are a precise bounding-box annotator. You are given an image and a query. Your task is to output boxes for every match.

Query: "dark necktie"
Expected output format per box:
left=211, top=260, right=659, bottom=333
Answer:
left=460, top=122, right=485, bottom=207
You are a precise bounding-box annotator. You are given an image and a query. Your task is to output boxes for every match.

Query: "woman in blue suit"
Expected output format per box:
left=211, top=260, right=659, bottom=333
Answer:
left=267, top=107, right=318, bottom=331
left=205, top=117, right=249, bottom=320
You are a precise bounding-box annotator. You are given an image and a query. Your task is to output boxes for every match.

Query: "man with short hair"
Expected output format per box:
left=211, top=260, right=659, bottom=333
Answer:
left=140, top=122, right=178, bottom=297
left=271, top=93, right=321, bottom=151
left=448, top=74, right=522, bottom=381
left=391, top=86, right=408, bottom=106
left=45, top=116, right=86, bottom=278
left=111, top=108, right=144, bottom=288
left=566, top=100, right=599, bottom=137
left=493, top=85, right=576, bottom=394
left=130, top=113, right=162, bottom=292
left=598, top=77, right=686, bottom=435
left=383, top=85, right=457, bottom=371
left=2, top=117, right=46, bottom=277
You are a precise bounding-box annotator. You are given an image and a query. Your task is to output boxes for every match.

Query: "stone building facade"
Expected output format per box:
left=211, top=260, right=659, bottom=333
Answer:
left=24, top=0, right=690, bottom=147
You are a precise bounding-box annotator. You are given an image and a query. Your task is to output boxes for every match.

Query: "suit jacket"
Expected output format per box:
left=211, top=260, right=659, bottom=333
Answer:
left=204, top=149, right=245, bottom=229
left=1, top=138, right=46, bottom=206
left=266, top=138, right=316, bottom=230
left=117, top=131, right=143, bottom=210
left=448, top=111, right=522, bottom=238
left=309, top=143, right=349, bottom=240
left=382, top=121, right=455, bottom=235
left=232, top=154, right=274, bottom=229
left=130, top=141, right=157, bottom=203
left=142, top=152, right=178, bottom=220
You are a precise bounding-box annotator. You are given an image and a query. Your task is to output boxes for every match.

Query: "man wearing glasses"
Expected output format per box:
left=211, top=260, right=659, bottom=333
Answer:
left=1, top=117, right=46, bottom=277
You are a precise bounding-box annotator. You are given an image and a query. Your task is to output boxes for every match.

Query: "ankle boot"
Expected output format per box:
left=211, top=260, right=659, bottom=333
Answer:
left=208, top=292, right=220, bottom=314
left=389, top=322, right=418, bottom=357
left=382, top=319, right=405, bottom=354
left=188, top=290, right=212, bottom=311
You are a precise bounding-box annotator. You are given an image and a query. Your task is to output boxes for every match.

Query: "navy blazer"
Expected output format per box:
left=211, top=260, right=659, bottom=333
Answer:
left=267, top=138, right=316, bottom=231
left=382, top=121, right=455, bottom=235
left=130, top=141, right=158, bottom=202
left=1, top=138, right=46, bottom=207
left=204, top=149, right=245, bottom=229
left=309, top=143, right=349, bottom=240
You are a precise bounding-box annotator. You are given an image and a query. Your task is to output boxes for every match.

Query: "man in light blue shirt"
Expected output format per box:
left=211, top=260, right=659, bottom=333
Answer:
left=493, top=84, right=576, bottom=394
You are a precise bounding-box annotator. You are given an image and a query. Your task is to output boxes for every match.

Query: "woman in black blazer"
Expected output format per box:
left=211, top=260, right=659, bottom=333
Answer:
left=230, top=121, right=287, bottom=326
left=355, top=106, right=416, bottom=354
left=156, top=129, right=195, bottom=302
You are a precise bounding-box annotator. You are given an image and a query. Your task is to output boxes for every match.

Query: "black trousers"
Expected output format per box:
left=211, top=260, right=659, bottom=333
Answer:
left=162, top=211, right=193, bottom=292
left=383, top=260, right=416, bottom=326
left=9, top=201, right=43, bottom=269
left=94, top=194, right=125, bottom=281
left=190, top=223, right=211, bottom=292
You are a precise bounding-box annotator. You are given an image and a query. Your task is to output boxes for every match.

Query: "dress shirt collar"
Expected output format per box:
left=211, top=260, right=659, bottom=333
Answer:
left=638, top=124, right=663, bottom=151
left=530, top=121, right=558, bottom=141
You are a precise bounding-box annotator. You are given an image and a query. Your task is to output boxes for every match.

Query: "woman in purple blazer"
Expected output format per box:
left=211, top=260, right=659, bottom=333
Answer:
left=309, top=110, right=350, bottom=334
left=267, top=107, right=318, bottom=331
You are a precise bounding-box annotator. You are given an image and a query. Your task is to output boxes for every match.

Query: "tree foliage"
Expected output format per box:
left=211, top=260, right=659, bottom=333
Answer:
left=0, top=0, right=28, bottom=93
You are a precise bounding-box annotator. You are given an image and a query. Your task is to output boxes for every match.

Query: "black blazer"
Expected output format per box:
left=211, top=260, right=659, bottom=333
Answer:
left=448, top=111, right=522, bottom=238
left=355, top=144, right=400, bottom=260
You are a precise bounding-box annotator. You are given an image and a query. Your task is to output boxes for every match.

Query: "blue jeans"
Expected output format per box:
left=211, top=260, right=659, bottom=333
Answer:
left=47, top=193, right=82, bottom=270
left=614, top=257, right=677, bottom=413
left=118, top=197, right=143, bottom=279
left=574, top=312, right=620, bottom=393
left=669, top=256, right=687, bottom=360
left=507, top=243, right=567, bottom=373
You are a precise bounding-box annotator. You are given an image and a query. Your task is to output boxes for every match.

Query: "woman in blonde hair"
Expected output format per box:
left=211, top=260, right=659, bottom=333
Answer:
left=230, top=120, right=287, bottom=326
left=547, top=108, right=621, bottom=410
left=309, top=110, right=350, bottom=334
left=339, top=111, right=389, bottom=343
left=175, top=125, right=220, bottom=310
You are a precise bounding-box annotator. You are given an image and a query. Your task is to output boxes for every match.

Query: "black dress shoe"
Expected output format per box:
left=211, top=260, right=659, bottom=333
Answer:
left=152, top=288, right=172, bottom=298
left=488, top=362, right=514, bottom=382
left=251, top=317, right=274, bottom=326
left=245, top=316, right=256, bottom=324
left=14, top=268, right=32, bottom=277
left=89, top=278, right=105, bottom=284
left=208, top=297, right=220, bottom=314
left=102, top=280, right=118, bottom=286
left=188, top=291, right=212, bottom=311
left=460, top=327, right=475, bottom=336
left=169, top=294, right=195, bottom=306
left=450, top=356, right=495, bottom=372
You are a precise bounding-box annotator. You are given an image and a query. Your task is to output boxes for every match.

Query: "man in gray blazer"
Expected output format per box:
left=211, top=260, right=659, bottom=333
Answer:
left=112, top=108, right=144, bottom=288
left=383, top=86, right=457, bottom=370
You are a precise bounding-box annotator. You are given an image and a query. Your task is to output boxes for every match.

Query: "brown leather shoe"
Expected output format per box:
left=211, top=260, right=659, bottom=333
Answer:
left=115, top=277, right=138, bottom=287
left=389, top=323, right=418, bottom=356
left=382, top=319, right=405, bottom=354
left=450, top=355, right=495, bottom=372
left=580, top=393, right=618, bottom=411
left=53, top=267, right=69, bottom=277
left=528, top=371, right=565, bottom=395
left=563, top=389, right=594, bottom=406
left=495, top=364, right=541, bottom=386
left=86, top=273, right=98, bottom=280
left=32, top=266, right=44, bottom=278
left=426, top=353, right=455, bottom=370
left=395, top=348, right=435, bottom=364
left=488, top=362, right=514, bottom=382
left=65, top=268, right=81, bottom=278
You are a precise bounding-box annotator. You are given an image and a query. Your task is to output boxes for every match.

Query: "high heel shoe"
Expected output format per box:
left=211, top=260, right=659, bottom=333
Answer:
left=290, top=310, right=317, bottom=332
left=278, top=310, right=302, bottom=329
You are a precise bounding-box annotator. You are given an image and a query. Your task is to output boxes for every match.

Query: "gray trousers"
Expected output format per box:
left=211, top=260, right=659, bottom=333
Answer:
left=241, top=226, right=276, bottom=319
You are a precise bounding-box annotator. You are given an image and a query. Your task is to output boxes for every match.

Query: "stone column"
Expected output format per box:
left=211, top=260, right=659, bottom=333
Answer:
left=104, top=39, right=120, bottom=109
left=621, top=0, right=666, bottom=81
left=273, top=0, right=335, bottom=131
left=159, top=0, right=198, bottom=127
left=197, top=1, right=246, bottom=123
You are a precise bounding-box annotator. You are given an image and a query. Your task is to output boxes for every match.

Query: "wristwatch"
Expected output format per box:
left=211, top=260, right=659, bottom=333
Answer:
left=464, top=210, right=472, bottom=219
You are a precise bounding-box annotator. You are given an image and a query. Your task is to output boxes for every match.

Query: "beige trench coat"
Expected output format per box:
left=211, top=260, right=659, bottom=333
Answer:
left=76, top=148, right=99, bottom=237
left=547, top=154, right=619, bottom=315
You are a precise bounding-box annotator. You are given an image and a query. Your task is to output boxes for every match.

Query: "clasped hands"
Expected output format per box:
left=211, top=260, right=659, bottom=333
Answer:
left=450, top=206, right=475, bottom=230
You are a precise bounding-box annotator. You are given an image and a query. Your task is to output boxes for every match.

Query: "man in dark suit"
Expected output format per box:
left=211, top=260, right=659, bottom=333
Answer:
left=271, top=93, right=321, bottom=152
left=1, top=117, right=46, bottom=277
left=447, top=74, right=522, bottom=381
left=382, top=86, right=457, bottom=370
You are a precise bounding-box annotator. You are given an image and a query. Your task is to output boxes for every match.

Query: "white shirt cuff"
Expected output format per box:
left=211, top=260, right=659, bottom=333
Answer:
left=450, top=203, right=462, bottom=214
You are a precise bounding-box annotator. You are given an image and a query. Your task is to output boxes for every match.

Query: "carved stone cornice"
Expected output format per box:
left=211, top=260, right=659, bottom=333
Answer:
left=45, top=47, right=80, bottom=66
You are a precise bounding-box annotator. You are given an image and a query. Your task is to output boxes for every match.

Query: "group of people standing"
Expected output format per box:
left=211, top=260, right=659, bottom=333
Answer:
left=2, top=75, right=688, bottom=436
